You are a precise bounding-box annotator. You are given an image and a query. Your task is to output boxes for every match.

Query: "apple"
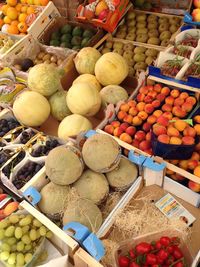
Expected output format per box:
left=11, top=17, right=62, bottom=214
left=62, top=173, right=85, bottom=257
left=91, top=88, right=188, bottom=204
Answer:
left=194, top=0, right=200, bottom=8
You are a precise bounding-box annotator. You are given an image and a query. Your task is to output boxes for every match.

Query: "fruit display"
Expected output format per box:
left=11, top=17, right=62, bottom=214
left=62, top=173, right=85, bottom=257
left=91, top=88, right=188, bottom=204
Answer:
left=31, top=138, right=60, bottom=157
left=2, top=151, right=26, bottom=178
left=0, top=118, right=20, bottom=137
left=49, top=24, right=96, bottom=50
left=0, top=190, right=19, bottom=221
left=99, top=39, right=159, bottom=76
left=117, top=235, right=188, bottom=267
left=114, top=10, right=182, bottom=47
left=160, top=58, right=184, bottom=78
left=179, top=33, right=199, bottom=48
left=0, top=213, right=52, bottom=266
left=183, top=62, right=200, bottom=80
left=172, top=45, right=192, bottom=58
left=0, top=34, right=17, bottom=55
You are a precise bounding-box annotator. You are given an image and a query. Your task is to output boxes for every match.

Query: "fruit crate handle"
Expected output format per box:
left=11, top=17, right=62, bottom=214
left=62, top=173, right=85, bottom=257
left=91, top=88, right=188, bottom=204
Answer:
left=143, top=157, right=166, bottom=172
left=128, top=150, right=147, bottom=166
left=22, top=186, right=41, bottom=206
left=63, top=222, right=105, bottom=261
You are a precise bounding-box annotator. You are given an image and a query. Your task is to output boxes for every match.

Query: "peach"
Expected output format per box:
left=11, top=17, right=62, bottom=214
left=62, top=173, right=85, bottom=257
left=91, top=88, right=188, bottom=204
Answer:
left=194, top=115, right=200, bottom=124
left=148, top=91, right=157, bottom=98
left=157, top=115, right=169, bottom=127
left=183, top=126, right=196, bottom=137
left=182, top=136, right=195, bottom=145
left=153, top=123, right=167, bottom=136
left=132, top=139, right=140, bottom=148
left=153, top=110, right=163, bottom=118
left=117, top=111, right=127, bottom=120
left=162, top=104, right=173, bottom=112
left=194, top=124, right=200, bottom=135
left=123, top=114, right=133, bottom=124
left=162, top=112, right=173, bottom=120
left=194, top=165, right=200, bottom=177
left=104, top=125, right=114, bottom=134
left=144, top=95, right=154, bottom=103
left=170, top=137, right=182, bottom=145
left=111, top=121, right=120, bottom=128
left=188, top=181, right=200, bottom=192
left=188, top=160, right=199, bottom=170
left=161, top=86, right=170, bottom=96
left=144, top=104, right=154, bottom=114
left=4, top=202, right=19, bottom=216
left=119, top=122, right=130, bottom=131
left=179, top=160, right=188, bottom=170
left=146, top=85, right=154, bottom=91
left=129, top=107, right=138, bottom=116
left=126, top=126, right=136, bottom=136
left=139, top=86, right=149, bottom=95
left=154, top=83, right=162, bottom=93
left=127, top=100, right=137, bottom=107
left=191, top=152, right=200, bottom=161
left=146, top=132, right=151, bottom=141
left=139, top=140, right=151, bottom=151
left=132, top=116, right=143, bottom=126
left=174, top=120, right=188, bottom=132
left=137, top=93, right=145, bottom=102
left=174, top=97, right=184, bottom=106
left=172, top=106, right=186, bottom=118
left=157, top=93, right=166, bottom=102
left=158, top=134, right=170, bottom=144
left=147, top=115, right=157, bottom=124
left=182, top=102, right=193, bottom=113
left=113, top=127, right=124, bottom=137
left=138, top=111, right=148, bottom=120
left=186, top=96, right=196, bottom=105
left=136, top=102, right=146, bottom=111
left=171, top=174, right=185, bottom=181
left=152, top=99, right=161, bottom=108
left=165, top=96, right=174, bottom=105
left=170, top=89, right=180, bottom=98
left=142, top=122, right=152, bottom=132
left=120, top=103, right=129, bottom=112
left=167, top=126, right=180, bottom=137
left=135, top=130, right=146, bottom=141
left=179, top=92, right=189, bottom=100
left=120, top=133, right=132, bottom=144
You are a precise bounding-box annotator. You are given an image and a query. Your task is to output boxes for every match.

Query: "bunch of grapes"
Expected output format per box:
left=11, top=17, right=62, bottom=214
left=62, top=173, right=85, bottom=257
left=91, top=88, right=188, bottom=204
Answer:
left=0, top=119, right=20, bottom=138
left=31, top=139, right=60, bottom=157
left=2, top=151, right=26, bottom=178
left=20, top=131, right=37, bottom=145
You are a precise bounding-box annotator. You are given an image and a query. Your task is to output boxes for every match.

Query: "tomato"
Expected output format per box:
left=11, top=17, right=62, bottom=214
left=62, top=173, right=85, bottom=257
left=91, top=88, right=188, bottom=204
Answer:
left=129, top=249, right=136, bottom=259
left=129, top=262, right=140, bottom=267
left=155, top=241, right=162, bottom=250
left=146, top=253, right=157, bottom=265
left=171, top=236, right=180, bottom=245
left=135, top=242, right=151, bottom=255
left=156, top=256, right=164, bottom=265
left=118, top=256, right=130, bottom=267
left=167, top=246, right=174, bottom=254
left=157, top=249, right=169, bottom=261
left=174, top=261, right=184, bottom=267
left=165, top=255, right=175, bottom=265
left=160, top=236, right=171, bottom=247
left=173, top=248, right=183, bottom=260
left=152, top=265, right=160, bottom=267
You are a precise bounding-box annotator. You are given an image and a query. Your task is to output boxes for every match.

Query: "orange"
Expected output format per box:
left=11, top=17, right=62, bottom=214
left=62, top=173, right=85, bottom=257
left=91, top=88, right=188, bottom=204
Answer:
left=3, top=16, right=12, bottom=24
left=40, top=0, right=49, bottom=5
left=15, top=3, right=22, bottom=11
left=1, top=4, right=9, bottom=15
left=17, top=21, right=27, bottom=32
left=11, top=20, right=18, bottom=26
left=20, top=0, right=27, bottom=3
left=6, top=0, right=17, bottom=6
left=18, top=13, right=27, bottom=22
left=7, top=24, right=19, bottom=34
left=7, top=7, right=18, bottom=20
left=27, top=0, right=34, bottom=4
left=33, top=0, right=41, bottom=5
left=21, top=5, right=27, bottom=12
left=0, top=19, right=4, bottom=29
left=27, top=6, right=35, bottom=14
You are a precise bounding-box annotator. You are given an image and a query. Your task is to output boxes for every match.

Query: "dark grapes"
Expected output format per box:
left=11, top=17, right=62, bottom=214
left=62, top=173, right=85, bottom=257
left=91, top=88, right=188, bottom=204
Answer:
left=13, top=161, right=44, bottom=189
left=20, top=130, right=36, bottom=144
left=0, top=142, right=6, bottom=147
left=2, top=151, right=26, bottom=178
left=0, top=118, right=20, bottom=137
left=31, top=139, right=60, bottom=157
left=0, top=149, right=12, bottom=167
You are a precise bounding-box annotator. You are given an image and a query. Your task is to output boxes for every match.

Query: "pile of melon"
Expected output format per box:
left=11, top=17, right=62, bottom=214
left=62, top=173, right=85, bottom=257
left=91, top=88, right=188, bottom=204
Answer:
left=38, top=133, right=138, bottom=232
left=13, top=48, right=129, bottom=139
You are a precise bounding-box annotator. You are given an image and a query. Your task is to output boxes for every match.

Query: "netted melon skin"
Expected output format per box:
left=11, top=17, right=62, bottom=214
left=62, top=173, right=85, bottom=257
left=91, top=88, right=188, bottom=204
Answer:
left=62, top=198, right=103, bottom=232
left=82, top=134, right=121, bottom=173
left=45, top=145, right=84, bottom=185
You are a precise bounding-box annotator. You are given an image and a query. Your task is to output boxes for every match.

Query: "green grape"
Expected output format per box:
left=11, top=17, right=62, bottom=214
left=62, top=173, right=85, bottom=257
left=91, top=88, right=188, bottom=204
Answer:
left=22, top=225, right=30, bottom=234
left=33, top=219, right=42, bottom=228
left=39, top=226, right=47, bottom=236
left=24, top=244, right=32, bottom=252
left=29, top=229, right=37, bottom=241
left=5, top=226, right=15, bottom=237
left=36, top=229, right=41, bottom=239
left=0, top=251, right=10, bottom=261
left=0, top=220, right=9, bottom=229
left=21, top=235, right=31, bottom=245
left=1, top=243, right=11, bottom=252
left=7, top=237, right=17, bottom=246
left=19, top=215, right=25, bottom=219
left=16, top=253, right=25, bottom=266
left=7, top=253, right=16, bottom=265
left=26, top=214, right=33, bottom=221
left=8, top=215, right=19, bottom=224
left=25, top=253, right=32, bottom=264
left=15, top=227, right=22, bottom=239
left=0, top=229, right=5, bottom=240
left=19, top=217, right=31, bottom=226
left=16, top=241, right=24, bottom=252
left=46, top=231, right=53, bottom=239
left=11, top=244, right=17, bottom=252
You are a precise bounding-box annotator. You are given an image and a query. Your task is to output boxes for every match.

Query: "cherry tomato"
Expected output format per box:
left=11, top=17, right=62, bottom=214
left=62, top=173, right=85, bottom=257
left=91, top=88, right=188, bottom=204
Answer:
left=156, top=256, right=164, bottom=265
left=118, top=256, right=130, bottom=267
left=167, top=246, right=174, bottom=254
left=165, top=255, right=175, bottom=265
left=129, top=262, right=140, bottom=267
left=173, top=248, right=183, bottom=260
left=152, top=265, right=160, bottom=267
left=160, top=236, right=171, bottom=247
left=135, top=242, right=151, bottom=255
left=174, top=261, right=184, bottom=267
left=155, top=241, right=162, bottom=250
left=171, top=236, right=180, bottom=245
left=146, top=253, right=157, bottom=265
left=129, top=249, right=136, bottom=259
left=157, top=249, right=169, bottom=261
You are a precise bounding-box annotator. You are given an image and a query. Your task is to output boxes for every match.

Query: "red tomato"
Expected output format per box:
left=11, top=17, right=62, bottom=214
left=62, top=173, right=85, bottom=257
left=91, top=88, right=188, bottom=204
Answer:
left=174, top=261, right=184, bottom=267
left=129, top=249, right=136, bottom=259
left=155, top=241, right=162, bottom=250
left=135, top=242, right=151, bottom=255
left=146, top=253, right=157, bottom=265
left=152, top=265, right=160, bottom=267
left=160, top=236, right=171, bottom=247
left=171, top=236, right=180, bottom=245
left=167, top=246, right=174, bottom=254
left=165, top=255, right=175, bottom=265
left=118, top=256, right=130, bottom=267
left=157, top=249, right=169, bottom=261
left=129, top=262, right=140, bottom=267
left=173, top=248, right=183, bottom=260
left=156, top=256, right=164, bottom=265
